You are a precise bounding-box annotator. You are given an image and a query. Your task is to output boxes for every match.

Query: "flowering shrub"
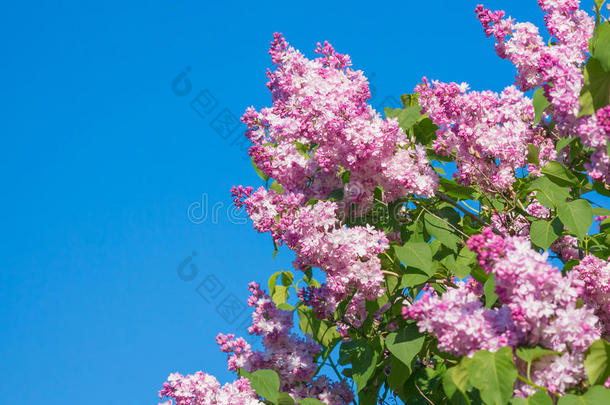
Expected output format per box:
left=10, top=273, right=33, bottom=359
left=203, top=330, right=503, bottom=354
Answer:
left=159, top=1, right=610, bottom=404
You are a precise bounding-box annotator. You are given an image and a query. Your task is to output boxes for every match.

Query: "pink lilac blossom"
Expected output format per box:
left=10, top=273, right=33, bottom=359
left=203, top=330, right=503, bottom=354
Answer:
left=550, top=235, right=580, bottom=262
left=235, top=34, right=439, bottom=327
left=476, top=2, right=609, bottom=182
left=217, top=282, right=354, bottom=405
left=526, top=198, right=550, bottom=219
left=403, top=281, right=520, bottom=357
left=416, top=79, right=535, bottom=191
left=238, top=187, right=304, bottom=245
left=158, top=372, right=262, bottom=405
left=243, top=33, right=438, bottom=207
left=468, top=229, right=600, bottom=394
left=235, top=188, right=389, bottom=325
left=406, top=228, right=601, bottom=395
left=284, top=201, right=389, bottom=328
left=572, top=255, right=610, bottom=336
left=476, top=1, right=592, bottom=123
left=576, top=106, right=610, bottom=183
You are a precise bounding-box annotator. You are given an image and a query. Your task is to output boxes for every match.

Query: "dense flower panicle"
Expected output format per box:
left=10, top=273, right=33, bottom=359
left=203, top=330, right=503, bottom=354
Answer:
left=158, top=372, right=262, bottom=405
left=467, top=230, right=601, bottom=394
left=403, top=282, right=520, bottom=357
left=216, top=283, right=354, bottom=405
left=235, top=34, right=440, bottom=326
left=577, top=106, right=610, bottom=184
left=476, top=2, right=609, bottom=182
left=284, top=201, right=389, bottom=327
left=411, top=228, right=602, bottom=395
left=241, top=187, right=305, bottom=244
left=572, top=255, right=610, bottom=336
left=416, top=79, right=535, bottom=191
left=244, top=33, right=438, bottom=206
left=476, top=1, right=592, bottom=109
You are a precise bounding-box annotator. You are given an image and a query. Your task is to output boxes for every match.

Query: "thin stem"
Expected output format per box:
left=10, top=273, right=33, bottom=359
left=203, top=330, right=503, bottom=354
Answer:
left=437, top=192, right=505, bottom=235
left=516, top=375, right=559, bottom=398
left=382, top=252, right=396, bottom=265
left=414, top=382, right=435, bottom=405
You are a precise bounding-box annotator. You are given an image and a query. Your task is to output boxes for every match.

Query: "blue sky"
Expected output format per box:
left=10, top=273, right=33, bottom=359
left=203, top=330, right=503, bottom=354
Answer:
left=0, top=1, right=594, bottom=404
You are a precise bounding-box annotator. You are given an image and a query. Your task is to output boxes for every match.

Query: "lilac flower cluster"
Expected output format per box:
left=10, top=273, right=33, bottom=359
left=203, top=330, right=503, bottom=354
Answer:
left=476, top=1, right=609, bottom=183
left=406, top=228, right=602, bottom=395
left=242, top=33, right=438, bottom=207
left=572, top=255, right=610, bottom=336
left=403, top=282, right=519, bottom=357
left=217, top=282, right=354, bottom=404
left=417, top=80, right=535, bottom=191
left=158, top=372, right=262, bottom=405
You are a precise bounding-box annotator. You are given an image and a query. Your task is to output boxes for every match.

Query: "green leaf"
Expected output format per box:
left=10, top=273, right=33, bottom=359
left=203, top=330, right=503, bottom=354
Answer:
left=529, top=176, right=570, bottom=209
left=269, top=181, right=284, bottom=194
left=454, top=246, right=476, bottom=279
left=541, top=161, right=579, bottom=187
left=439, top=177, right=476, bottom=200
left=423, top=207, right=461, bottom=252
left=401, top=268, right=431, bottom=287
left=240, top=369, right=280, bottom=403
left=271, top=285, right=289, bottom=306
left=516, top=346, right=560, bottom=363
left=443, top=357, right=472, bottom=399
left=533, top=88, right=551, bottom=124
left=558, top=386, right=610, bottom=405
left=277, top=392, right=295, bottom=405
left=557, top=199, right=593, bottom=239
left=584, top=339, right=610, bottom=385
left=530, top=218, right=564, bottom=250
left=413, top=118, right=437, bottom=146
left=527, top=144, right=540, bottom=165
left=397, top=105, right=423, bottom=131
left=484, top=276, right=498, bottom=308
left=388, top=355, right=411, bottom=391
left=556, top=137, right=576, bottom=153
left=591, top=22, right=610, bottom=71
left=579, top=57, right=610, bottom=116
left=400, top=93, right=420, bottom=107
left=469, top=347, right=518, bottom=405
left=341, top=171, right=350, bottom=184
left=339, top=340, right=378, bottom=393
left=593, top=207, right=610, bottom=216
left=297, top=399, right=326, bottom=405
left=395, top=241, right=433, bottom=275
left=385, top=105, right=423, bottom=132
left=298, top=307, right=339, bottom=346
left=386, top=324, right=425, bottom=370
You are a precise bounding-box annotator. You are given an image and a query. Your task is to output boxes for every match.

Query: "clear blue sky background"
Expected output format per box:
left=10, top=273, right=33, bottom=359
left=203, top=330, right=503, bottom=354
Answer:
left=1, top=1, right=600, bottom=404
